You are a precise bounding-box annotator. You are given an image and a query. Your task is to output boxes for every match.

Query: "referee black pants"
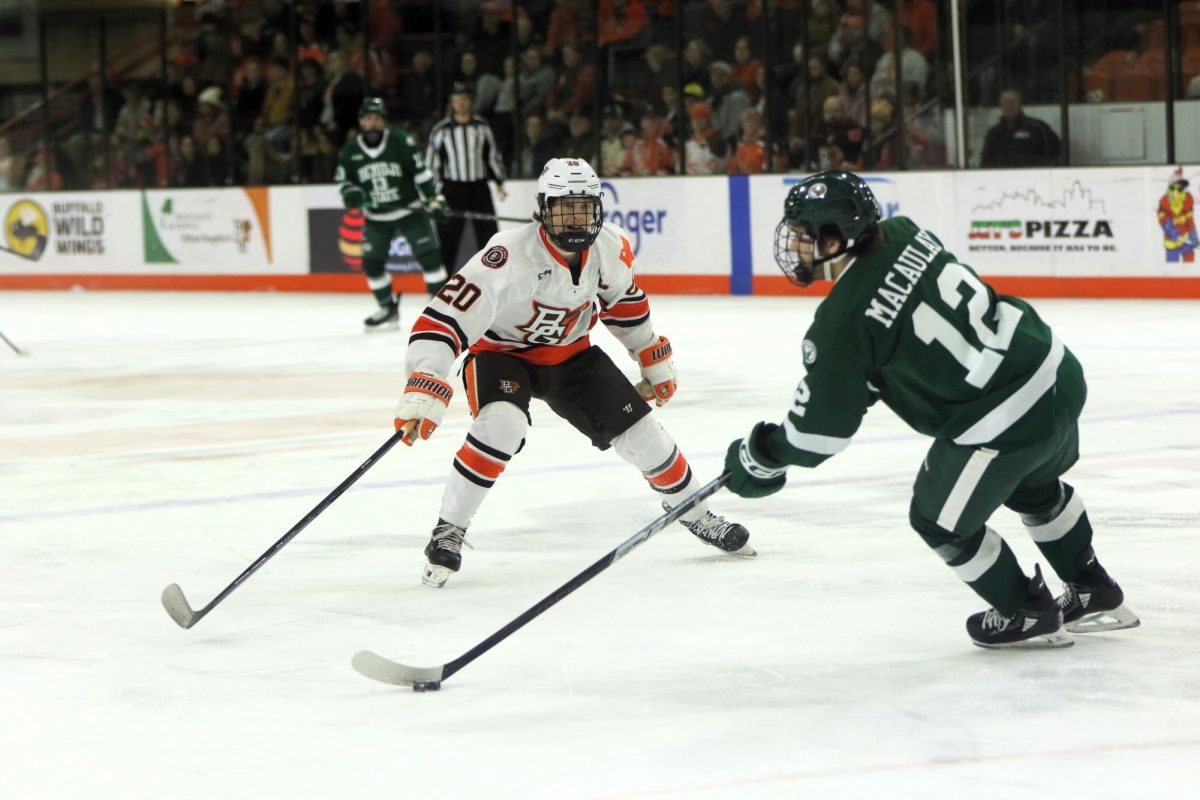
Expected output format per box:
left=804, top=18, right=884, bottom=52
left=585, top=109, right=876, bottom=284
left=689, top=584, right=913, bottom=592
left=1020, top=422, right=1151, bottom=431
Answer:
left=439, top=180, right=498, bottom=272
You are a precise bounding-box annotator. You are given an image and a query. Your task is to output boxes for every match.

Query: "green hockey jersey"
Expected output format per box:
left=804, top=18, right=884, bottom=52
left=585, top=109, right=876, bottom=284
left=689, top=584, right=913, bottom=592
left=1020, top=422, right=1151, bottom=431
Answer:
left=335, top=130, right=438, bottom=220
left=769, top=216, right=1082, bottom=467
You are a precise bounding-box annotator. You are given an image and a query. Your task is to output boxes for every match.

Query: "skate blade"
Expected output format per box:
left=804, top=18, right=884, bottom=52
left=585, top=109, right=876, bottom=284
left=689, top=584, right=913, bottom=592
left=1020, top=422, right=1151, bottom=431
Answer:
left=364, top=321, right=400, bottom=333
left=728, top=543, right=757, bottom=558
left=974, top=628, right=1075, bottom=650
left=421, top=563, right=452, bottom=588
left=1066, top=604, right=1140, bottom=633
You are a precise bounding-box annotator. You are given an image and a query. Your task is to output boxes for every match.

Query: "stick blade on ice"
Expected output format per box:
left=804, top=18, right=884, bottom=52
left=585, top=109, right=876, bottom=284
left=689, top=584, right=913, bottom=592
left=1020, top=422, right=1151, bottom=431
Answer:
left=351, top=651, right=444, bottom=687
left=161, top=583, right=197, bottom=629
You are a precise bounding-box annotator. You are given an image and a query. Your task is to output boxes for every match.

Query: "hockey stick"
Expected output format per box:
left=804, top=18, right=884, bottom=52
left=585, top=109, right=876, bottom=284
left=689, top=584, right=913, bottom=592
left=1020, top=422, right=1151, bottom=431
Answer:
left=161, top=429, right=407, bottom=629
left=448, top=210, right=532, bottom=224
left=351, top=472, right=731, bottom=690
left=0, top=329, right=24, bottom=355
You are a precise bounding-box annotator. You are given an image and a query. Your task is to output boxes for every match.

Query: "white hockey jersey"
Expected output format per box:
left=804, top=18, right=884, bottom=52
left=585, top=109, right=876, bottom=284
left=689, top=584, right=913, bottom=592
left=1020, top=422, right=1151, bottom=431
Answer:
left=405, top=222, right=657, bottom=379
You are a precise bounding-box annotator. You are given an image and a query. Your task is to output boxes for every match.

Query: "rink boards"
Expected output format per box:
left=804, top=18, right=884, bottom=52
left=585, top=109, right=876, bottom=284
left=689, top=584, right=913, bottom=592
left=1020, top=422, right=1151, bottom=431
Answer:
left=3, top=166, right=1199, bottom=297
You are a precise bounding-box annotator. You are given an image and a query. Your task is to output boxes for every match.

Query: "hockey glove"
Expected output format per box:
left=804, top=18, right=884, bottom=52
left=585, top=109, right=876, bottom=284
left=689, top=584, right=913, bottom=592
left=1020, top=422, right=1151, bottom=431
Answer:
left=427, top=194, right=451, bottom=223
left=724, top=422, right=788, bottom=499
left=633, top=336, right=678, bottom=407
left=394, top=372, right=454, bottom=446
left=343, top=186, right=366, bottom=210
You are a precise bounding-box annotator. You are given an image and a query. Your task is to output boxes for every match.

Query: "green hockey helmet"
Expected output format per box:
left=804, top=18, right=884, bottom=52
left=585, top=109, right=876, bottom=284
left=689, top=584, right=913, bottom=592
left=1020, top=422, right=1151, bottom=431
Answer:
left=358, top=97, right=387, bottom=120
left=774, top=171, right=882, bottom=286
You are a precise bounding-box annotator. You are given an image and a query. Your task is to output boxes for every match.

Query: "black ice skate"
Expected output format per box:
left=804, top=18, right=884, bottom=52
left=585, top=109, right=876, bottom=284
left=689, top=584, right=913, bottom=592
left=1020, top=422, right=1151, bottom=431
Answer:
left=363, top=296, right=399, bottom=331
left=967, top=565, right=1073, bottom=649
left=422, top=519, right=468, bottom=588
left=664, top=502, right=756, bottom=557
left=1056, top=547, right=1140, bottom=633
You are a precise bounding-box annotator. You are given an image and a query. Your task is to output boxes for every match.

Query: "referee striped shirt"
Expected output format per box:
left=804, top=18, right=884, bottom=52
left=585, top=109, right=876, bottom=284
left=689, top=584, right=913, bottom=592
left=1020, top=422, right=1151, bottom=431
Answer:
left=426, top=114, right=507, bottom=185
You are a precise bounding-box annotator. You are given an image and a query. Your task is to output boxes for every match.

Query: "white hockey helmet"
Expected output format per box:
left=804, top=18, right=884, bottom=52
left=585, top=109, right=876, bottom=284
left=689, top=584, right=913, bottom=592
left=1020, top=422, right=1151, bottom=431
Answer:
left=536, top=157, right=604, bottom=252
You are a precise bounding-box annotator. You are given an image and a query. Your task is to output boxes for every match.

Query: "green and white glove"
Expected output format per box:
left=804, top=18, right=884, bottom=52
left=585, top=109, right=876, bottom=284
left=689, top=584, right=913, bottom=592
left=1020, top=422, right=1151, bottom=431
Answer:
left=724, top=422, right=788, bottom=499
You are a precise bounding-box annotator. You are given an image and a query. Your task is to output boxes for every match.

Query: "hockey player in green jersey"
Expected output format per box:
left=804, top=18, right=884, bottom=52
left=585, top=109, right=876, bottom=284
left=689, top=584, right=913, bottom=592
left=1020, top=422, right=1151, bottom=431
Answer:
left=336, top=97, right=452, bottom=331
left=725, top=171, right=1139, bottom=650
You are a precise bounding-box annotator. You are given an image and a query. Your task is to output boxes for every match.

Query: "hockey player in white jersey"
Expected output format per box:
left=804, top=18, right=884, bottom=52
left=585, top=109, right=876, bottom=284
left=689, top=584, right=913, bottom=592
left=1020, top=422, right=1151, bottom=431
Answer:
left=394, top=157, right=755, bottom=587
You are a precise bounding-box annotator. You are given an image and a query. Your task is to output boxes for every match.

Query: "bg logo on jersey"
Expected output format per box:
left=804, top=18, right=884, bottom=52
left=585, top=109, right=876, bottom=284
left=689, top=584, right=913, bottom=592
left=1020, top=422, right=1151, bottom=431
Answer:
left=518, top=300, right=590, bottom=345
left=600, top=181, right=667, bottom=255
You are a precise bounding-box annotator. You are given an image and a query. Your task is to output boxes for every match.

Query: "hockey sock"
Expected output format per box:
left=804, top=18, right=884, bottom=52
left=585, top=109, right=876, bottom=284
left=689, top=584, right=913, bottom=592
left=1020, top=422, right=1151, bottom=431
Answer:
left=611, top=416, right=706, bottom=522
left=416, top=251, right=450, bottom=295
left=913, top=517, right=1028, bottom=616
left=363, top=260, right=393, bottom=306
left=1020, top=483, right=1095, bottom=583
left=438, top=401, right=527, bottom=529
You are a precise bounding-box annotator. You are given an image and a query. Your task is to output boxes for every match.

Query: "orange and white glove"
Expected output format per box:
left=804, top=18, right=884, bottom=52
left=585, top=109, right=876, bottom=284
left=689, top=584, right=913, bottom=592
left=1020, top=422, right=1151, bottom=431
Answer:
left=394, top=372, right=454, bottom=445
left=633, top=335, right=678, bottom=407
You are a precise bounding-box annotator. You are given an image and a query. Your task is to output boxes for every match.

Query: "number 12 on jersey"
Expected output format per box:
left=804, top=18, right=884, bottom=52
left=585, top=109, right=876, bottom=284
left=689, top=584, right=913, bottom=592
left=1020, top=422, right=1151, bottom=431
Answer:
left=911, top=262, right=1023, bottom=389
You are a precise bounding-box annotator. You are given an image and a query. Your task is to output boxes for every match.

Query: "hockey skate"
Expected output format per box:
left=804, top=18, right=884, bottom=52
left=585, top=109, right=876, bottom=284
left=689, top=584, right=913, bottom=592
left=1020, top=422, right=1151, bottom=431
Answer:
left=967, top=565, right=1073, bottom=649
left=1055, top=547, right=1140, bottom=633
left=422, top=519, right=469, bottom=588
left=364, top=296, right=399, bottom=331
left=665, top=502, right=756, bottom=557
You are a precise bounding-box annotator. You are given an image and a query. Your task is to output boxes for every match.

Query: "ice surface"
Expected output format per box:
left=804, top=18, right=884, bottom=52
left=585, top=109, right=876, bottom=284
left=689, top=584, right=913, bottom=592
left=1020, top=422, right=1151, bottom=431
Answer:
left=1, top=291, right=1198, bottom=799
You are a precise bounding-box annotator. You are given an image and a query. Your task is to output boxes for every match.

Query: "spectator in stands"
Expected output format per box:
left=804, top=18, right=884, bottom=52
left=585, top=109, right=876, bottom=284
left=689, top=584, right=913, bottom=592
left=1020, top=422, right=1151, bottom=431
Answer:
left=297, top=126, right=337, bottom=185
left=175, top=134, right=210, bottom=187
left=234, top=59, right=268, bottom=135
left=811, top=94, right=866, bottom=169
left=203, top=132, right=233, bottom=185
left=870, top=25, right=929, bottom=100
left=727, top=108, right=767, bottom=174
left=708, top=60, right=752, bottom=145
left=565, top=110, right=600, bottom=164
left=627, top=103, right=677, bottom=175
left=192, top=86, right=230, bottom=155
left=114, top=82, right=151, bottom=145
left=77, top=75, right=123, bottom=148
left=458, top=51, right=503, bottom=117
left=900, top=80, right=945, bottom=167
left=545, top=0, right=592, bottom=55
left=661, top=85, right=685, bottom=148
left=804, top=0, right=840, bottom=64
left=520, top=45, right=557, bottom=118
left=980, top=89, right=1061, bottom=167
left=598, top=0, right=650, bottom=46
left=865, top=96, right=898, bottom=169
left=689, top=0, right=752, bottom=63
left=684, top=103, right=727, bottom=174
left=399, top=50, right=438, bottom=136
left=517, top=113, right=559, bottom=178
left=545, top=43, right=595, bottom=132
left=845, top=0, right=891, bottom=44
left=644, top=44, right=680, bottom=99
left=462, top=4, right=509, bottom=76
left=683, top=82, right=707, bottom=115
left=793, top=55, right=842, bottom=134
left=837, top=60, right=869, bottom=126
left=899, top=0, right=938, bottom=57
left=600, top=104, right=628, bottom=176
left=321, top=51, right=365, bottom=145
left=732, top=36, right=762, bottom=96
left=261, top=57, right=295, bottom=151
left=297, top=59, right=325, bottom=129
left=0, top=135, right=21, bottom=192
left=828, top=13, right=882, bottom=77
left=681, top=38, right=714, bottom=93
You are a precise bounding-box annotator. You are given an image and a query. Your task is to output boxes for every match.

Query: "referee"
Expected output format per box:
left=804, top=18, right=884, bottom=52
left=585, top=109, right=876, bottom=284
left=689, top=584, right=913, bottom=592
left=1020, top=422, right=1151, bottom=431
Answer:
left=425, top=81, right=508, bottom=272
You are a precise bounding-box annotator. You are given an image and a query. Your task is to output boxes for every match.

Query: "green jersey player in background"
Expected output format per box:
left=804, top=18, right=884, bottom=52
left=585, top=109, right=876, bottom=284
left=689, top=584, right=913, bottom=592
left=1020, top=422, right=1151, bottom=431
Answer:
left=725, top=171, right=1140, bottom=650
left=336, top=98, right=452, bottom=331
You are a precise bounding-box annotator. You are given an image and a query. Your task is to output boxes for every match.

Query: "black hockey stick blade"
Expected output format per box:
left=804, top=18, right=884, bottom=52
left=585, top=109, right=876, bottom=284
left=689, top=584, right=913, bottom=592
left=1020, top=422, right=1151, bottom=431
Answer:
left=352, top=473, right=730, bottom=690
left=161, top=583, right=198, bottom=629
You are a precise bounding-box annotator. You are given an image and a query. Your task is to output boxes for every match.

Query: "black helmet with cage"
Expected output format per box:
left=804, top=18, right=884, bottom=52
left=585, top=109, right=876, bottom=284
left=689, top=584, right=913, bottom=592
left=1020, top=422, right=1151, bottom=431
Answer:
left=774, top=171, right=882, bottom=286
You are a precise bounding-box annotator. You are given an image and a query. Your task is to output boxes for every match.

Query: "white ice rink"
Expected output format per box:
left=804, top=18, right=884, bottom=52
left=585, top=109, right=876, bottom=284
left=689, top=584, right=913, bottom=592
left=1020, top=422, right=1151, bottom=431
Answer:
left=2, top=290, right=1198, bottom=799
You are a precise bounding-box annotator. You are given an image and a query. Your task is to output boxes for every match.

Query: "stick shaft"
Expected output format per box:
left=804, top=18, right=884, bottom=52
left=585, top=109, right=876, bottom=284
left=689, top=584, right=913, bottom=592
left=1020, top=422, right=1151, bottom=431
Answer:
left=180, top=429, right=406, bottom=626
left=448, top=210, right=531, bottom=224
left=0, top=330, right=23, bottom=355
left=440, top=473, right=729, bottom=681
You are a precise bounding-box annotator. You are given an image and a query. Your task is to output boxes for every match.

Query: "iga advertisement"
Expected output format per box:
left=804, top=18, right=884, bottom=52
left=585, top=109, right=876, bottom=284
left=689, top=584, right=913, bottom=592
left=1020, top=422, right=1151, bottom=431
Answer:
left=0, top=191, right=141, bottom=273
left=142, top=188, right=272, bottom=271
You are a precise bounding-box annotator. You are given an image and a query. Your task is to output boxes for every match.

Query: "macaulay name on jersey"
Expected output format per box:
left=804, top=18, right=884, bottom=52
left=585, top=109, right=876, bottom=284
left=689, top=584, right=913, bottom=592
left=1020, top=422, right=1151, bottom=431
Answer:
left=864, top=229, right=944, bottom=329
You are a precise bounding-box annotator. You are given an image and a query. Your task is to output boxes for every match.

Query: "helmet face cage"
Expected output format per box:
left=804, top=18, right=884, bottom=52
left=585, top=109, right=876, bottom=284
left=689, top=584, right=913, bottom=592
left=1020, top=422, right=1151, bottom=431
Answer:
left=773, top=171, right=881, bottom=285
left=538, top=193, right=603, bottom=252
